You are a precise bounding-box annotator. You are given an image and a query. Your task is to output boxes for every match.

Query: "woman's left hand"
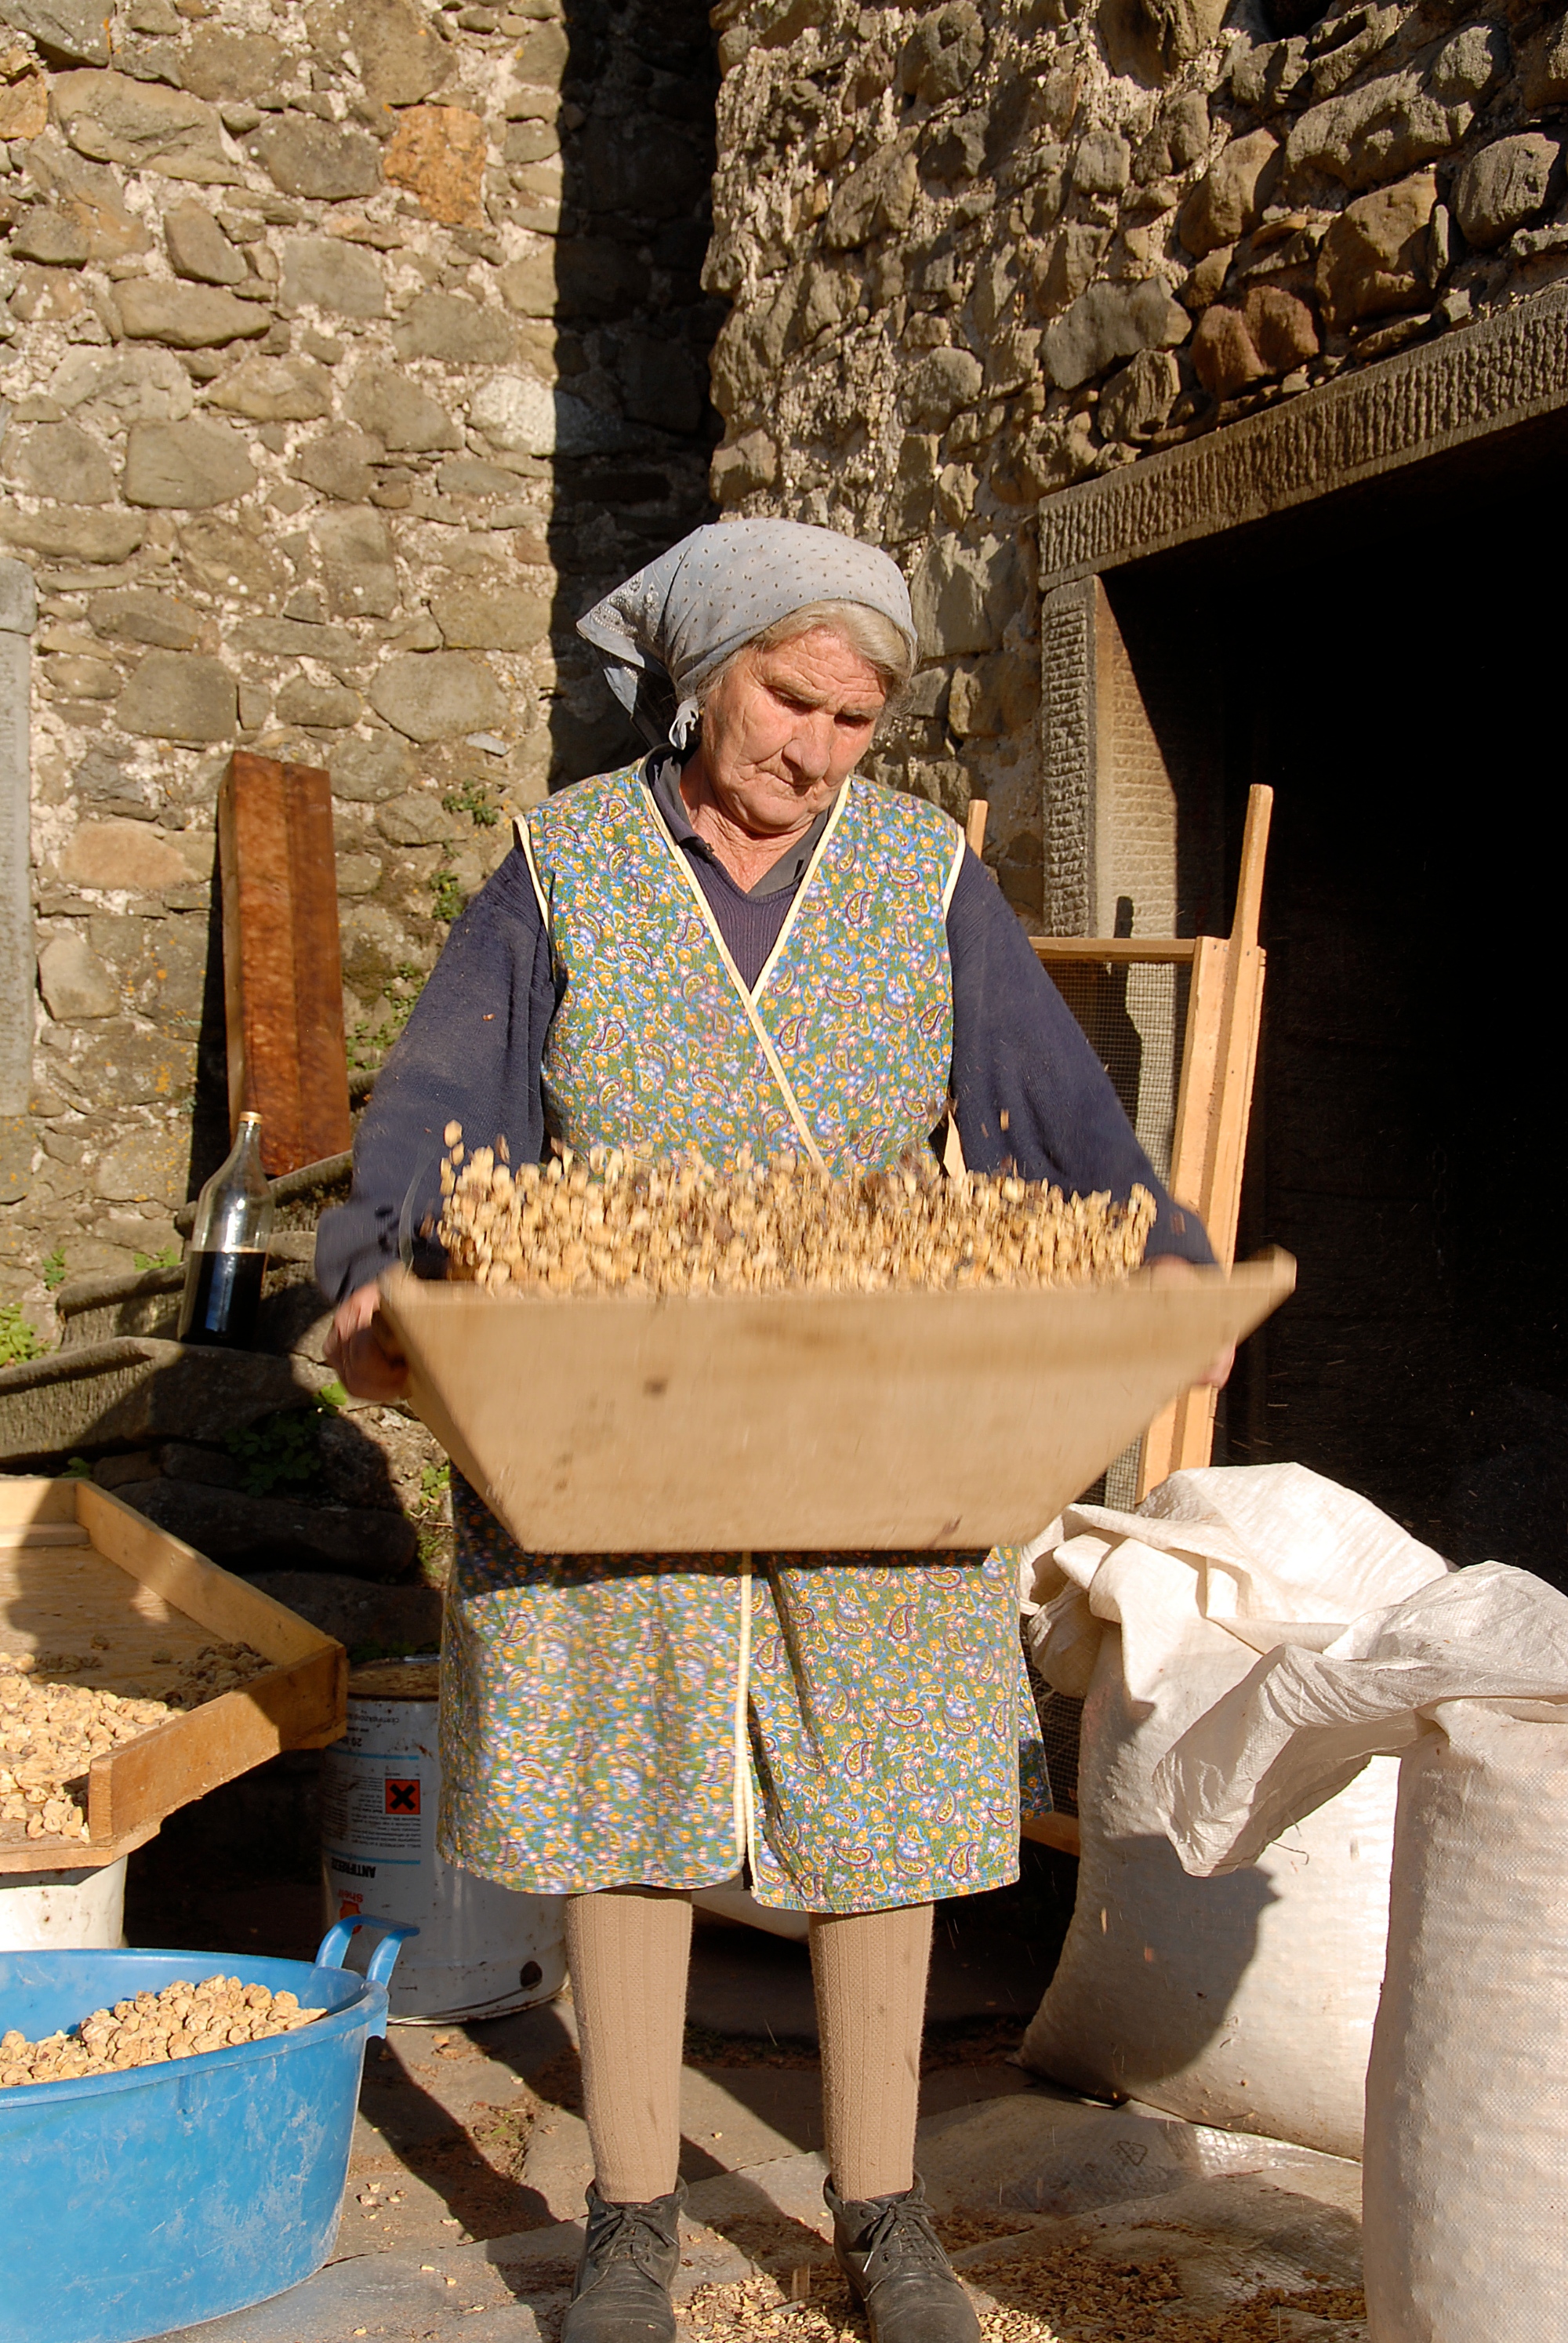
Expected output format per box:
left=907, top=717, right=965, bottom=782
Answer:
left=1145, top=1253, right=1236, bottom=1389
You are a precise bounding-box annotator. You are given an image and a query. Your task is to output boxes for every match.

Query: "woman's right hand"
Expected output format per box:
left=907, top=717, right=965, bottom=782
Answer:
left=325, top=1282, right=411, bottom=1403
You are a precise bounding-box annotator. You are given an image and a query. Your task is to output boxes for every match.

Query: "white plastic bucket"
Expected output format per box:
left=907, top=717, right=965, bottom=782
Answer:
left=321, top=1663, right=565, bottom=2024
left=0, top=1860, right=126, bottom=1950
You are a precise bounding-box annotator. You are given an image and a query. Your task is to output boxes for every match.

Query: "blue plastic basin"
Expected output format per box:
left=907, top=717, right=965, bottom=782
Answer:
left=0, top=1918, right=413, bottom=2343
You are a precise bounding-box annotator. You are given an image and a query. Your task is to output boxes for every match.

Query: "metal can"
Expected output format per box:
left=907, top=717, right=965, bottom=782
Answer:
left=320, top=1659, right=565, bottom=2023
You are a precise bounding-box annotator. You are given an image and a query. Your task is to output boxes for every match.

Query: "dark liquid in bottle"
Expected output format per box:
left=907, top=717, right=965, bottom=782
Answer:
left=177, top=1248, right=267, bottom=1348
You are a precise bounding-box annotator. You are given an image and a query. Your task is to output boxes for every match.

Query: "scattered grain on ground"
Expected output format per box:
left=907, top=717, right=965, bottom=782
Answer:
left=679, top=2250, right=1367, bottom=2343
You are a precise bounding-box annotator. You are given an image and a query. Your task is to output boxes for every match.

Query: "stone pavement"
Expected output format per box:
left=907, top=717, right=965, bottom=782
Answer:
left=154, top=1909, right=1364, bottom=2343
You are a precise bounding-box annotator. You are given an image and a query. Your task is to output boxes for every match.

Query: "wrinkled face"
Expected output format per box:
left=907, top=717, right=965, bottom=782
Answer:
left=695, top=627, right=887, bottom=836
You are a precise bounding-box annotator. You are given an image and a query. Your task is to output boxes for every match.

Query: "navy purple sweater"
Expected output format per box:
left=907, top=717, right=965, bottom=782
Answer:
left=316, top=767, right=1213, bottom=1301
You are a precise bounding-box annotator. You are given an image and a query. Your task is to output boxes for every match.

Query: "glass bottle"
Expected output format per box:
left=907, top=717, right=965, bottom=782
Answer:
left=176, top=1111, right=274, bottom=1349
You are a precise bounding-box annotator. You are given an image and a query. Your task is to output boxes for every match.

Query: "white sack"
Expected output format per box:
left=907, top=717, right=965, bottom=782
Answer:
left=1153, top=1562, right=1568, bottom=2343
left=1018, top=1463, right=1446, bottom=2160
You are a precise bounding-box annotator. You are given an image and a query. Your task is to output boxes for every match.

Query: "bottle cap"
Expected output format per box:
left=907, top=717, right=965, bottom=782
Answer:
left=239, top=1110, right=263, bottom=1128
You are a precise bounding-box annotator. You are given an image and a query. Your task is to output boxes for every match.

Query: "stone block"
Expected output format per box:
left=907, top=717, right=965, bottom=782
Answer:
left=38, top=931, right=117, bottom=1019
left=551, top=238, right=652, bottom=321
left=50, top=67, right=238, bottom=183
left=280, top=236, right=387, bottom=319
left=370, top=651, right=506, bottom=743
left=1042, top=278, right=1189, bottom=392
left=0, top=1339, right=307, bottom=1465
left=1452, top=135, right=1560, bottom=252
left=1243, top=282, right=1318, bottom=372
left=87, top=587, right=203, bottom=650
left=274, top=677, right=363, bottom=729
left=373, top=787, right=457, bottom=845
left=203, top=357, right=336, bottom=424
left=822, top=138, right=918, bottom=250
left=1177, top=129, right=1280, bottom=257
left=179, top=26, right=288, bottom=101
left=391, top=289, right=514, bottom=364
left=114, top=652, right=238, bottom=744
left=0, top=508, right=144, bottom=563
left=58, top=819, right=194, bottom=889
left=178, top=518, right=289, bottom=605
left=910, top=531, right=1026, bottom=658
left=906, top=345, right=985, bottom=427
left=1073, top=129, right=1130, bottom=196
left=9, top=206, right=90, bottom=267
left=0, top=70, right=48, bottom=138
left=1101, top=0, right=1228, bottom=81
left=382, top=104, right=486, bottom=225
left=1097, top=349, right=1181, bottom=444
left=469, top=372, right=621, bottom=456
left=289, top=425, right=384, bottom=501
left=116, top=280, right=272, bottom=348
left=57, top=1262, right=184, bottom=1346
left=330, top=0, right=452, bottom=108
left=329, top=732, right=416, bottom=803
left=164, top=202, right=247, bottom=287
left=314, top=506, right=401, bottom=618
left=898, top=5, right=985, bottom=105
left=243, top=1569, right=442, bottom=1652
left=123, top=418, right=257, bottom=510
left=1191, top=303, right=1268, bottom=397
left=430, top=584, right=550, bottom=651
left=123, top=1477, right=419, bottom=1578
left=710, top=427, right=778, bottom=503
left=1521, top=12, right=1568, bottom=111
left=45, top=653, right=119, bottom=700
left=1316, top=169, right=1436, bottom=329
left=338, top=898, right=416, bottom=988
left=252, top=118, right=383, bottom=202
left=96, top=1115, right=186, bottom=1204
left=1, top=421, right=115, bottom=505
left=343, top=365, right=462, bottom=452
left=1, top=556, right=38, bottom=636
left=1283, top=31, right=1503, bottom=193
left=2, top=0, right=108, bottom=65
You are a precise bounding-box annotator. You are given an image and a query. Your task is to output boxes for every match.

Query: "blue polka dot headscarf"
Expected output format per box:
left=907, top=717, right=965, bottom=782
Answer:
left=576, top=519, right=916, bottom=749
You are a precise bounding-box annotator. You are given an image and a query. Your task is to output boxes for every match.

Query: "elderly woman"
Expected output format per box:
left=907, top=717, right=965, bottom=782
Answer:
left=318, top=521, right=1215, bottom=2343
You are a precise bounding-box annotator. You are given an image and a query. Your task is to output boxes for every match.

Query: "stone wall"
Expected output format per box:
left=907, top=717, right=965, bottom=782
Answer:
left=706, top=0, right=1568, bottom=919
left=0, top=0, right=720, bottom=1334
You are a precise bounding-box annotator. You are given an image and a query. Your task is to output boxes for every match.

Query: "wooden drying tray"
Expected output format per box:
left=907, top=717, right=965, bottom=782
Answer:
left=378, top=1251, right=1295, bottom=1554
left=0, top=1479, right=346, bottom=1876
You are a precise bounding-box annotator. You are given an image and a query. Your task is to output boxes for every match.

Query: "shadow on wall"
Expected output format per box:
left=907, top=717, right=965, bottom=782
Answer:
left=544, top=0, right=723, bottom=790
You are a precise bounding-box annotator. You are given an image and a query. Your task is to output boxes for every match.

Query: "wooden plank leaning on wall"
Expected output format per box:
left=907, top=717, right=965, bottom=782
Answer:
left=217, top=750, right=353, bottom=1179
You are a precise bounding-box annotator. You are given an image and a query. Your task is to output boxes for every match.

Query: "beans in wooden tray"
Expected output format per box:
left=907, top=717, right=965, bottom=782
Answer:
left=437, top=1131, right=1157, bottom=1297
left=0, top=1975, right=325, bottom=2091
left=0, top=1642, right=270, bottom=1843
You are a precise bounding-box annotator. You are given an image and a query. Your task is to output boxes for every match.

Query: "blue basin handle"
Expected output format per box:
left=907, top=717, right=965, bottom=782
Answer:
left=315, top=1918, right=419, bottom=1980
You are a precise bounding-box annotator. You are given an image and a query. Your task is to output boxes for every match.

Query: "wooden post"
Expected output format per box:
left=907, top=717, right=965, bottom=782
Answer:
left=217, top=752, right=352, bottom=1179
left=1136, top=786, right=1272, bottom=1497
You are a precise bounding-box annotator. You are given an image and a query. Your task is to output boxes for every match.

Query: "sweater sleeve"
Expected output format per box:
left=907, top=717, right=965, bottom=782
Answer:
left=946, top=849, right=1215, bottom=1266
left=314, top=846, right=558, bottom=1303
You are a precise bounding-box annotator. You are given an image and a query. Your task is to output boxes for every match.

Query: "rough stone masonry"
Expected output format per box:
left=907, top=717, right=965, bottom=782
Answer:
left=2, top=0, right=1565, bottom=1339
left=0, top=0, right=720, bottom=1331
left=705, top=0, right=1568, bottom=913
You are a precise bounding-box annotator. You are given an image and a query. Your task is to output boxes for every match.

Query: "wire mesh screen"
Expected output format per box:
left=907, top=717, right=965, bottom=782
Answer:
left=1048, top=954, right=1190, bottom=1509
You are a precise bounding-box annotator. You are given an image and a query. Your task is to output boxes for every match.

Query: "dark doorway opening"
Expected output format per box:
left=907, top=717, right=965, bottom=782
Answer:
left=1105, top=409, right=1568, bottom=1585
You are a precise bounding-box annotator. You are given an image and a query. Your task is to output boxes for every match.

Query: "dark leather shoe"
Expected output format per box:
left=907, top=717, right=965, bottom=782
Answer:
left=826, top=2176, right=981, bottom=2343
left=561, top=2180, right=684, bottom=2343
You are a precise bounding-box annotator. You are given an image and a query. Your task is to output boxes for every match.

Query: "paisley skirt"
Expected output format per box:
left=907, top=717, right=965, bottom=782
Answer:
left=437, top=1474, right=1051, bottom=1914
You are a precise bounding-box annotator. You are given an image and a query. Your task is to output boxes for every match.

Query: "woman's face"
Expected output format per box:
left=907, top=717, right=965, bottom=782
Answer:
left=694, top=627, right=887, bottom=836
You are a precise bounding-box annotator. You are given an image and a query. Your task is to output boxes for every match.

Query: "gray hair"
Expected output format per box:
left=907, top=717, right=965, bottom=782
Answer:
left=700, top=599, right=915, bottom=722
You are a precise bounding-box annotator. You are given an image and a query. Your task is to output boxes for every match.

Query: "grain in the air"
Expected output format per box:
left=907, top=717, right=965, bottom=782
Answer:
left=437, top=1133, right=1156, bottom=1297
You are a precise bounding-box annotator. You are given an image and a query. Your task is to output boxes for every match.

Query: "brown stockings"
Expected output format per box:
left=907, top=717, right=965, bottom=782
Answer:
left=565, top=1887, right=933, bottom=2206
